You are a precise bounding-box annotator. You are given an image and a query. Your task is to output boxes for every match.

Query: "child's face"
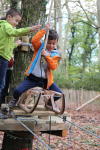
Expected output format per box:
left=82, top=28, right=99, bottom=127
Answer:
left=7, top=15, right=21, bottom=27
left=46, top=39, right=58, bottom=51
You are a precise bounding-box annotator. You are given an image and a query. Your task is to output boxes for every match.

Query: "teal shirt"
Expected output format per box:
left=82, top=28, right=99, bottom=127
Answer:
left=0, top=20, right=30, bottom=60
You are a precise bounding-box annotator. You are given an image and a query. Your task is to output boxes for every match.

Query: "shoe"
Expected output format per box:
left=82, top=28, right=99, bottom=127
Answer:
left=8, top=99, right=17, bottom=108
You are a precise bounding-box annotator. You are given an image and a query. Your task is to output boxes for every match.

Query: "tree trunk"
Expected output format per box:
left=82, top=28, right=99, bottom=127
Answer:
left=96, top=0, right=100, bottom=69
left=11, top=0, right=47, bottom=90
left=2, top=131, right=33, bottom=150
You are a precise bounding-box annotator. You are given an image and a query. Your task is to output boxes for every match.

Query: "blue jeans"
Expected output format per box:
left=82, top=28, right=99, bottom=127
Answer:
left=13, top=76, right=62, bottom=101
left=0, top=69, right=12, bottom=103
left=0, top=56, right=8, bottom=100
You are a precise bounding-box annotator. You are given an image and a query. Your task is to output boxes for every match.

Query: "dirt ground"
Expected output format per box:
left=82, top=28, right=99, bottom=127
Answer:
left=0, top=109, right=99, bottom=150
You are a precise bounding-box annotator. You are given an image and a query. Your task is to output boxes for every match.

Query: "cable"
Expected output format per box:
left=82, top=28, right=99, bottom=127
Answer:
left=49, top=116, right=51, bottom=145
left=15, top=116, right=52, bottom=150
left=58, top=115, right=100, bottom=139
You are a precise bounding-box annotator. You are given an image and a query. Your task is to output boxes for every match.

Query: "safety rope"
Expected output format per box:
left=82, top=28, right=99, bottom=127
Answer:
left=58, top=115, right=100, bottom=139
left=44, top=0, right=53, bottom=49
left=16, top=118, right=52, bottom=150
left=11, top=111, right=52, bottom=150
left=48, top=116, right=52, bottom=145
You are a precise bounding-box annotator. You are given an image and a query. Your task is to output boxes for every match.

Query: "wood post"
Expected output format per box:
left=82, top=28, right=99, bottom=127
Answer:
left=21, top=36, right=29, bottom=52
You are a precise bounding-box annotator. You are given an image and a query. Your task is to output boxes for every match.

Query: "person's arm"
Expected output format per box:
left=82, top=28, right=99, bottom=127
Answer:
left=31, top=29, right=46, bottom=51
left=4, top=23, right=41, bottom=37
left=42, top=49, right=61, bottom=70
left=8, top=57, right=14, bottom=68
left=46, top=56, right=61, bottom=70
left=11, top=39, right=23, bottom=49
left=31, top=24, right=50, bottom=51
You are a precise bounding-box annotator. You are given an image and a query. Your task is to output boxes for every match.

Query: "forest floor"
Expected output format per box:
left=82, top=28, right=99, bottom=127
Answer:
left=32, top=109, right=100, bottom=150
left=0, top=109, right=99, bottom=150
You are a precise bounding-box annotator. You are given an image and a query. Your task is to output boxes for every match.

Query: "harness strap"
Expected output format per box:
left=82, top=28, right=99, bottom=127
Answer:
left=28, top=42, right=44, bottom=74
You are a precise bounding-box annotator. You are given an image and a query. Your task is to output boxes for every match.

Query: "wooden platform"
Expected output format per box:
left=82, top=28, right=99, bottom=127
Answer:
left=0, top=105, right=71, bottom=137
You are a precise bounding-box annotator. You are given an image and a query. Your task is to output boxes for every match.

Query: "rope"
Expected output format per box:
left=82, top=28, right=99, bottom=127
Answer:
left=48, top=116, right=51, bottom=145
left=16, top=117, right=52, bottom=150
left=44, top=0, right=53, bottom=49
left=40, top=0, right=53, bottom=88
left=58, top=115, right=100, bottom=139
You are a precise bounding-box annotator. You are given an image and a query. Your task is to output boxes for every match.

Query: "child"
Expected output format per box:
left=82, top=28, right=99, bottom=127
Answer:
left=0, top=8, right=41, bottom=105
left=9, top=24, right=63, bottom=109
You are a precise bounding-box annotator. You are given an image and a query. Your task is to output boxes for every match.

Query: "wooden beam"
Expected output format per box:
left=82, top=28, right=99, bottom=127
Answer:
left=41, top=129, right=68, bottom=137
left=13, top=106, right=68, bottom=117
left=76, top=94, right=100, bottom=111
left=0, top=115, right=71, bottom=131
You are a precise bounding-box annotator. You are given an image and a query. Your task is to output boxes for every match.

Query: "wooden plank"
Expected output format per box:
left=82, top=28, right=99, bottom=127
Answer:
left=13, top=108, right=68, bottom=117
left=41, top=129, right=68, bottom=137
left=62, top=129, right=68, bottom=137
left=0, top=115, right=71, bottom=131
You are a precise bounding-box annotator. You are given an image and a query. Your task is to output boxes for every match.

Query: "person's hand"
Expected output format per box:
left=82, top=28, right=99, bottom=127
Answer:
left=8, top=57, right=14, bottom=68
left=16, top=40, right=22, bottom=46
left=42, top=49, right=50, bottom=56
left=44, top=23, right=50, bottom=31
left=30, top=24, right=41, bottom=32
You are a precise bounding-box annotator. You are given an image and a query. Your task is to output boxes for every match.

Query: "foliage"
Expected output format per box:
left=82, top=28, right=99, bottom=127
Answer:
left=58, top=13, right=100, bottom=91
left=54, top=64, right=100, bottom=91
left=68, top=19, right=98, bottom=70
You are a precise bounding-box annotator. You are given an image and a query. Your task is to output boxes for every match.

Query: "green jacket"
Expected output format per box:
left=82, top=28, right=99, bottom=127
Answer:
left=0, top=20, right=30, bottom=60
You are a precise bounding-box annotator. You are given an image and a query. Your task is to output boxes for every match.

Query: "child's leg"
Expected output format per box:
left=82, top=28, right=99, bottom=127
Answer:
left=0, top=69, right=12, bottom=103
left=48, top=83, right=63, bottom=101
left=8, top=78, right=37, bottom=107
left=13, top=78, right=37, bottom=100
left=0, top=57, right=8, bottom=104
left=46, top=83, right=63, bottom=112
left=0, top=57, right=8, bottom=91
left=9, top=77, right=47, bottom=107
left=12, top=77, right=46, bottom=103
